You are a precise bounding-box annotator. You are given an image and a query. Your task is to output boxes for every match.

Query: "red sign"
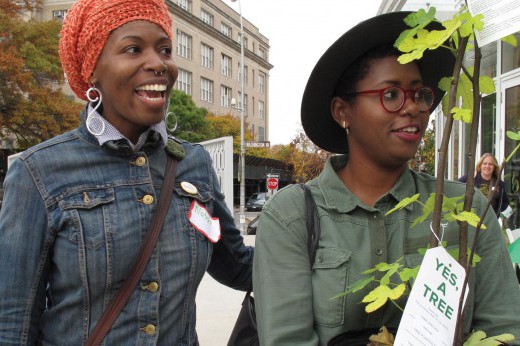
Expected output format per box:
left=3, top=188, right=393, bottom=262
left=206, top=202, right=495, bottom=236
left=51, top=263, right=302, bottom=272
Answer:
left=267, top=177, right=279, bottom=190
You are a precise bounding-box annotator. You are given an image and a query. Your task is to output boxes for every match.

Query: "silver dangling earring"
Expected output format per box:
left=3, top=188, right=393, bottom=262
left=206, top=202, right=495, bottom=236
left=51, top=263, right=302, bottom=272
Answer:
left=164, top=97, right=177, bottom=134
left=166, top=111, right=178, bottom=134
left=85, top=87, right=105, bottom=136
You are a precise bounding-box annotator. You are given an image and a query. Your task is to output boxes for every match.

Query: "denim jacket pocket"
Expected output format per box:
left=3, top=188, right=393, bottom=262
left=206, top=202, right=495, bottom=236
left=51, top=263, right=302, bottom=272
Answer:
left=58, top=187, right=116, bottom=248
left=312, top=247, right=352, bottom=327
left=173, top=182, right=215, bottom=241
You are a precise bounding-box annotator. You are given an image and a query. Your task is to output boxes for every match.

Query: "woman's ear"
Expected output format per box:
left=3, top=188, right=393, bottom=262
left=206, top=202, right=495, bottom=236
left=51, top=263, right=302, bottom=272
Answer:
left=331, top=96, right=350, bottom=129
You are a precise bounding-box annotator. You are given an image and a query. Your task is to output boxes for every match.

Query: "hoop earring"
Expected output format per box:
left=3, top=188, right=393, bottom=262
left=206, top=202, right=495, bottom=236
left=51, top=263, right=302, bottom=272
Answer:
left=166, top=112, right=178, bottom=133
left=85, top=87, right=105, bottom=136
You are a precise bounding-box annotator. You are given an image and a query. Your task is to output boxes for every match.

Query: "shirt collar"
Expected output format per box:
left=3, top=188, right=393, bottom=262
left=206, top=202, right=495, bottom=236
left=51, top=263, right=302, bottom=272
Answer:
left=317, top=154, right=416, bottom=213
left=87, top=104, right=168, bottom=150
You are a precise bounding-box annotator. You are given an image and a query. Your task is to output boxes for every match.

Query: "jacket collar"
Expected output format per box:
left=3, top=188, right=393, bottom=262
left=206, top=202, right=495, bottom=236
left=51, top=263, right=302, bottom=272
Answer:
left=317, top=154, right=416, bottom=213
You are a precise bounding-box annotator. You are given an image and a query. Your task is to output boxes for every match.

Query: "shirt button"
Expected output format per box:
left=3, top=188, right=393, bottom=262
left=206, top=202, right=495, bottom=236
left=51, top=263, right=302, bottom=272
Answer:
left=376, top=249, right=383, bottom=256
left=135, top=157, right=146, bottom=166
left=142, top=324, right=156, bottom=335
left=141, top=195, right=154, bottom=205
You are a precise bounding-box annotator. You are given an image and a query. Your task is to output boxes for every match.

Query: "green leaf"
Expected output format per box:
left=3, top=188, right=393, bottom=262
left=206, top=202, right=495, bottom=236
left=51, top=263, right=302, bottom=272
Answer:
left=447, top=247, right=481, bottom=267
left=501, top=33, right=518, bottom=48
left=332, top=276, right=375, bottom=299
left=442, top=195, right=464, bottom=212
left=479, top=76, right=496, bottom=94
left=411, top=193, right=435, bottom=227
left=379, top=262, right=401, bottom=285
left=386, top=193, right=420, bottom=215
left=506, top=130, right=520, bottom=141
left=363, top=262, right=392, bottom=274
left=362, top=284, right=407, bottom=313
left=463, top=330, right=515, bottom=345
left=399, top=266, right=420, bottom=283
left=452, top=211, right=487, bottom=229
left=452, top=107, right=472, bottom=123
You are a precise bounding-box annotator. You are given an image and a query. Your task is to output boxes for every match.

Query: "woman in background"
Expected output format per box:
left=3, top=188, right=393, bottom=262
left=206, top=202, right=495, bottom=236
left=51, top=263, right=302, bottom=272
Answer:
left=459, top=153, right=509, bottom=217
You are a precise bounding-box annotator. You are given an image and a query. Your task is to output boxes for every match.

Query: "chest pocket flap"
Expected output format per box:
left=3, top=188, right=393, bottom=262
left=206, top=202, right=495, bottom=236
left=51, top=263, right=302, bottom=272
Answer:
left=59, top=188, right=115, bottom=210
left=313, top=247, right=351, bottom=269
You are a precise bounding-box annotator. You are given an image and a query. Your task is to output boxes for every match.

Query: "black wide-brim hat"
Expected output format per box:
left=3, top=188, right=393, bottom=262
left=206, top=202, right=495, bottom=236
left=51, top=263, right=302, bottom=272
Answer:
left=301, top=11, right=455, bottom=154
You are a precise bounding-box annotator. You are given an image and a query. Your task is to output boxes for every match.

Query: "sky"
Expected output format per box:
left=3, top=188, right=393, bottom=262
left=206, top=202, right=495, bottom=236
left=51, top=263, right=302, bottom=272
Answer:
left=222, top=0, right=383, bottom=145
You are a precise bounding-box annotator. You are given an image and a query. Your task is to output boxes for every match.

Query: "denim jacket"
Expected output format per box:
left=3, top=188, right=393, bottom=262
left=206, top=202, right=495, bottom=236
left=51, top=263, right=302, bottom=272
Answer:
left=0, top=123, right=253, bottom=345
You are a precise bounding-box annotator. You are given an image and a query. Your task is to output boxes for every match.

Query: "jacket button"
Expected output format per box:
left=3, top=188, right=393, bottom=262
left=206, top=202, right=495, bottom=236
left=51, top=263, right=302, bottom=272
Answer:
left=144, top=282, right=159, bottom=292
left=142, top=195, right=154, bottom=205
left=375, top=249, right=383, bottom=256
left=143, top=324, right=156, bottom=335
left=135, top=157, right=146, bottom=166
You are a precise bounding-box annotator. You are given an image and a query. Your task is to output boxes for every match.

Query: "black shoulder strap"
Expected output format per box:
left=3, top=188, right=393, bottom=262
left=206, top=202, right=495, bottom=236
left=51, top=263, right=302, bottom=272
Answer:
left=300, top=183, right=320, bottom=270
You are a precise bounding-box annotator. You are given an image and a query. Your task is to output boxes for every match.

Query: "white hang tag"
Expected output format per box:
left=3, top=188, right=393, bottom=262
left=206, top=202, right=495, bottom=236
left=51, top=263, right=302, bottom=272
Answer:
left=188, top=200, right=221, bottom=243
left=394, top=246, right=468, bottom=346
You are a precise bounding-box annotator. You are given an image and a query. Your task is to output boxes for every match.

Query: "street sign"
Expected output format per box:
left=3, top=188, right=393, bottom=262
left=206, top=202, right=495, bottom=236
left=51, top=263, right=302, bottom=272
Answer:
left=267, top=177, right=279, bottom=190
left=246, top=141, right=270, bottom=148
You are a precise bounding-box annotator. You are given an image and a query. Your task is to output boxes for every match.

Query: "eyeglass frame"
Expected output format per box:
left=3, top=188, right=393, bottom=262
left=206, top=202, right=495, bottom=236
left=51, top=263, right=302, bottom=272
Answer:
left=343, top=86, right=436, bottom=113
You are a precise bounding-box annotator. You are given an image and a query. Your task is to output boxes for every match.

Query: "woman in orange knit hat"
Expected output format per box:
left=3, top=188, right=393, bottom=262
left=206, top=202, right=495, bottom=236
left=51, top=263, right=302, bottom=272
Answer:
left=0, top=0, right=252, bottom=344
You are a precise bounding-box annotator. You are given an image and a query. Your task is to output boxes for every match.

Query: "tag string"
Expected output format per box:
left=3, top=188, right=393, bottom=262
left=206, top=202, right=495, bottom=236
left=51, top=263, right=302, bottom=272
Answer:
left=429, top=221, right=448, bottom=246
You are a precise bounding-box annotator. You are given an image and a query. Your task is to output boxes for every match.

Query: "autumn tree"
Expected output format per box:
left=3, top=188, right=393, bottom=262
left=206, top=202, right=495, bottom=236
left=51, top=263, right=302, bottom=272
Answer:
left=409, top=120, right=436, bottom=175
left=289, top=128, right=329, bottom=183
left=0, top=0, right=82, bottom=148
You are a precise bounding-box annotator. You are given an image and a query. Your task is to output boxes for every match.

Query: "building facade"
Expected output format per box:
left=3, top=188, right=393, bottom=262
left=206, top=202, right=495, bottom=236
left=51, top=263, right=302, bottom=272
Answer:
left=380, top=0, right=520, bottom=228
left=36, top=0, right=273, bottom=142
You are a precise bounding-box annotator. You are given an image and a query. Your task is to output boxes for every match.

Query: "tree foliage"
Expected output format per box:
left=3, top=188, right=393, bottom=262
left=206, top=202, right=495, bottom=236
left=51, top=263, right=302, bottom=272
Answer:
left=0, top=1, right=82, bottom=148
left=167, top=89, right=212, bottom=143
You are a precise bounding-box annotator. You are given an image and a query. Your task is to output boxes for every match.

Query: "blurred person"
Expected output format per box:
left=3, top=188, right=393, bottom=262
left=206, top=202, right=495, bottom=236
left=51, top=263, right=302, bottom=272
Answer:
left=0, top=0, right=252, bottom=344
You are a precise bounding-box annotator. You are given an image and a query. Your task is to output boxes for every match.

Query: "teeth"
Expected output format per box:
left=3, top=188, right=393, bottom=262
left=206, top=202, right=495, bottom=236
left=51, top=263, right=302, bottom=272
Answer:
left=136, top=84, right=167, bottom=91
left=400, top=127, right=418, bottom=133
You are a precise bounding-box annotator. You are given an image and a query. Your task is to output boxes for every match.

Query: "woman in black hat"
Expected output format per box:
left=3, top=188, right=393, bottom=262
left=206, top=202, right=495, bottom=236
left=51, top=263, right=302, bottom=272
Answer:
left=252, top=12, right=520, bottom=345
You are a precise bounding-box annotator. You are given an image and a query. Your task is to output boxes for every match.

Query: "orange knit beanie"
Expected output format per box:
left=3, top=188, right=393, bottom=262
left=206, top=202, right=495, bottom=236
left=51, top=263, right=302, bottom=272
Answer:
left=59, top=0, right=173, bottom=100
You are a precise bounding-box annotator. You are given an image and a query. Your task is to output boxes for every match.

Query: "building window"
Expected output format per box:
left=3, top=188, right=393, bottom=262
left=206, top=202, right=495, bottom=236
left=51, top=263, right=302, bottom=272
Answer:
left=201, top=43, right=214, bottom=69
left=176, top=30, right=192, bottom=60
left=221, top=85, right=232, bottom=108
left=177, top=0, right=192, bottom=12
left=221, top=23, right=232, bottom=38
left=238, top=91, right=248, bottom=113
left=201, top=9, right=214, bottom=26
left=259, top=126, right=265, bottom=141
left=201, top=78, right=214, bottom=103
left=176, top=69, right=192, bottom=95
left=258, top=72, right=265, bottom=94
left=221, top=54, right=232, bottom=77
left=52, top=10, right=67, bottom=22
left=241, top=36, right=248, bottom=51
left=243, top=93, right=248, bottom=114
left=238, top=64, right=248, bottom=85
left=258, top=100, right=264, bottom=119
left=258, top=47, right=266, bottom=59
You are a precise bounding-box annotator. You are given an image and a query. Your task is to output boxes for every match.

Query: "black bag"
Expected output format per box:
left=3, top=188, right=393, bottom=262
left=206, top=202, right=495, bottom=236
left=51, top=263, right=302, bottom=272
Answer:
left=227, top=288, right=258, bottom=346
left=227, top=184, right=320, bottom=346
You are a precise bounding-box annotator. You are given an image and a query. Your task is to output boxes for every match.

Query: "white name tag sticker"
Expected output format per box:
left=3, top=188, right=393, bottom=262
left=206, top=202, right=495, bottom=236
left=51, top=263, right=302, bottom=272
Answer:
left=394, top=246, right=468, bottom=346
left=188, top=200, right=221, bottom=243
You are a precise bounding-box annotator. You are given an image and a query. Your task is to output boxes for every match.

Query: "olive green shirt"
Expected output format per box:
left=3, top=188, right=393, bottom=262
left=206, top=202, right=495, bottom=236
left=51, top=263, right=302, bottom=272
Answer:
left=253, top=155, right=520, bottom=345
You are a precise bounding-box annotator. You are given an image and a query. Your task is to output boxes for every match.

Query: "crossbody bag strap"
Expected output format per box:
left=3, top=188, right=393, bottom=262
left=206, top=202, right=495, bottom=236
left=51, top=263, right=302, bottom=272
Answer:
left=85, top=156, right=178, bottom=346
left=300, top=183, right=321, bottom=270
